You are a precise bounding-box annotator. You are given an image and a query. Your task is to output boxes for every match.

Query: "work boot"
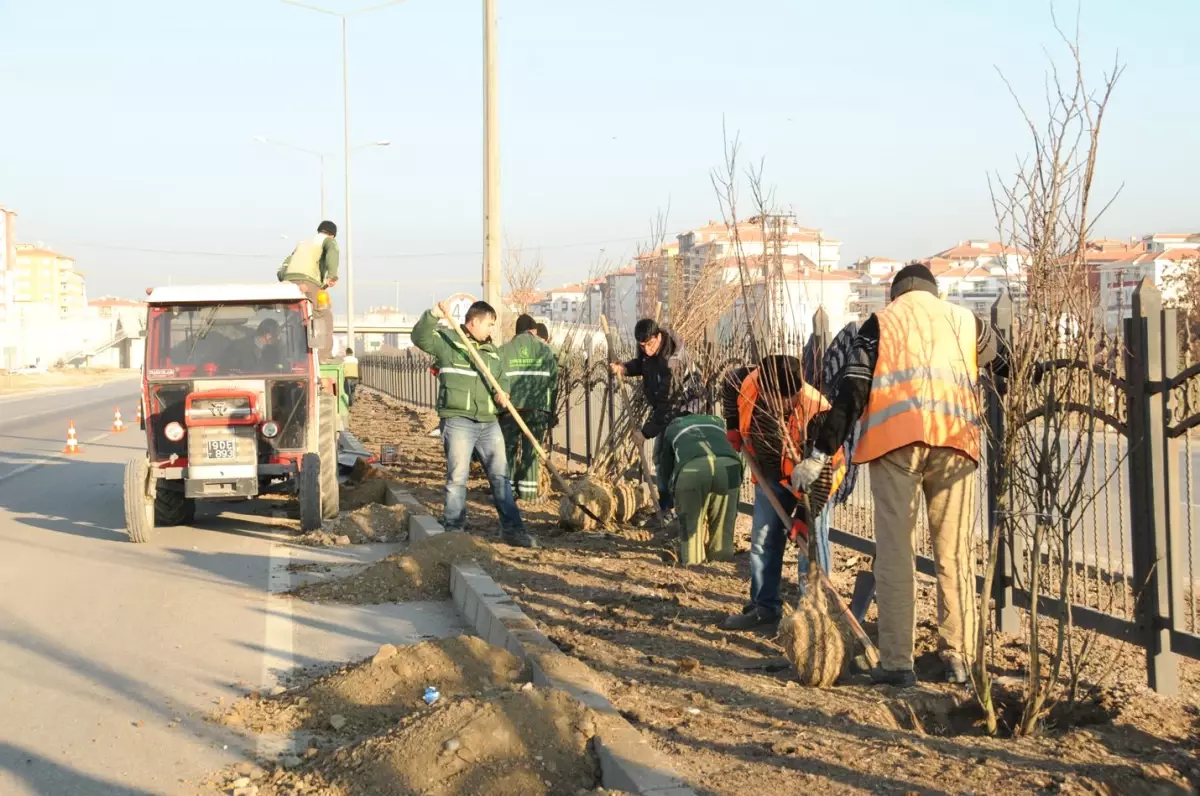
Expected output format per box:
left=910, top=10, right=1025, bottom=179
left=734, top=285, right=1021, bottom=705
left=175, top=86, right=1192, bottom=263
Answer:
left=719, top=606, right=780, bottom=631
left=500, top=528, right=538, bottom=549
left=869, top=667, right=917, bottom=688
left=943, top=652, right=970, bottom=685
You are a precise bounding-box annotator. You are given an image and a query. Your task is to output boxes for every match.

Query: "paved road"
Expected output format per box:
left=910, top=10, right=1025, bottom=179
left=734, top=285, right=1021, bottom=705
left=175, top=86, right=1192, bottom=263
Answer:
left=0, top=381, right=466, bottom=795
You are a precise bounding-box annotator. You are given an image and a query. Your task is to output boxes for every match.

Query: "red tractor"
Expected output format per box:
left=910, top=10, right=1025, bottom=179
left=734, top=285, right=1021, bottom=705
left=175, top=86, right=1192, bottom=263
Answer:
left=124, top=283, right=344, bottom=541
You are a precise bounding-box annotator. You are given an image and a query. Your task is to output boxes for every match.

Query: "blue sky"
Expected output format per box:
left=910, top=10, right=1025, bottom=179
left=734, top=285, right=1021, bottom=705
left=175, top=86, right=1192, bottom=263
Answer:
left=1, top=0, right=1196, bottom=313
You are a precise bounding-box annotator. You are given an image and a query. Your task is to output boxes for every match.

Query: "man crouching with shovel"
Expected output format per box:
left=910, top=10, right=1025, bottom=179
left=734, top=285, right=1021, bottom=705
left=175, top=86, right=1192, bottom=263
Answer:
left=719, top=355, right=844, bottom=631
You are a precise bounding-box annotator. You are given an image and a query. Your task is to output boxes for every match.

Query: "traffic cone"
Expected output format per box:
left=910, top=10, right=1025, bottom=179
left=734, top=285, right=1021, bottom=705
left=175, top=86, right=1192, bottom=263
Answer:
left=135, top=403, right=143, bottom=426
left=63, top=422, right=81, bottom=454
left=112, top=408, right=126, bottom=433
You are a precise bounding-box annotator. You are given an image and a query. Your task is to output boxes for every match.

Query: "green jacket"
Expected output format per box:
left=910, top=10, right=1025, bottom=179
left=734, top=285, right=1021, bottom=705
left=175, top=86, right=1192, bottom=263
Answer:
left=498, top=332, right=559, bottom=413
left=411, top=309, right=508, bottom=422
left=278, top=234, right=340, bottom=285
left=660, top=413, right=742, bottom=491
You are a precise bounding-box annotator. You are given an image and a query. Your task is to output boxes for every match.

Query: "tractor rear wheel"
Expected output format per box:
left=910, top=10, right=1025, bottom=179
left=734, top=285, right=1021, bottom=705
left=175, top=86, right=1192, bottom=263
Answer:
left=318, top=392, right=339, bottom=519
left=154, top=489, right=196, bottom=527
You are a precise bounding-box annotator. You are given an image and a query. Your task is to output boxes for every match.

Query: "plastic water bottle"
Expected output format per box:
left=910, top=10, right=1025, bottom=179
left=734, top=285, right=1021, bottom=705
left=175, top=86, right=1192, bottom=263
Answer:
left=423, top=686, right=440, bottom=705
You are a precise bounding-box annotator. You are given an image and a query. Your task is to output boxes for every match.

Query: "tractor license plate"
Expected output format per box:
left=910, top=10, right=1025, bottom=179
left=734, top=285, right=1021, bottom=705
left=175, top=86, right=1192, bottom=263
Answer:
left=206, top=439, right=236, bottom=460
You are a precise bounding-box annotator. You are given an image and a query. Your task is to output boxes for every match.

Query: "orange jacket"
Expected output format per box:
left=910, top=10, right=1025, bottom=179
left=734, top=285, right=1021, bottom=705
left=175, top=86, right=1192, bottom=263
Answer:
left=735, top=368, right=846, bottom=497
left=853, top=290, right=981, bottom=464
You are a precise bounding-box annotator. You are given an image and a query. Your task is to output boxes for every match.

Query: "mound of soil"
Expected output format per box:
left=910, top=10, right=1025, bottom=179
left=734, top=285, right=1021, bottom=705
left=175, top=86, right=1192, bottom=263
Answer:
left=290, top=532, right=494, bottom=603
left=212, top=687, right=601, bottom=796
left=219, top=635, right=524, bottom=737
left=297, top=504, right=411, bottom=547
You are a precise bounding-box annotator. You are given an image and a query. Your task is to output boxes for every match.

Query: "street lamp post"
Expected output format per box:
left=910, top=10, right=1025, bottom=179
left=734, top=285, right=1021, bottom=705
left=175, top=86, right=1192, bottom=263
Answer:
left=281, top=0, right=407, bottom=352
left=483, top=0, right=502, bottom=335
left=253, top=135, right=327, bottom=218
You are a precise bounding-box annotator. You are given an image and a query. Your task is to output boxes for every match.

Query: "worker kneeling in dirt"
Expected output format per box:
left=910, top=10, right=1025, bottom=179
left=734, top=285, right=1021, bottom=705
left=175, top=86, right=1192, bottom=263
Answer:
left=658, top=413, right=741, bottom=565
left=720, top=354, right=844, bottom=631
left=498, top=313, right=559, bottom=502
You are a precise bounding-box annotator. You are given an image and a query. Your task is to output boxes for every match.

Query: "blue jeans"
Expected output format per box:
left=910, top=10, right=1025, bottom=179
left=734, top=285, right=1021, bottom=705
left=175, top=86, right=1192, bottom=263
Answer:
left=442, top=416, right=525, bottom=533
left=748, top=480, right=833, bottom=617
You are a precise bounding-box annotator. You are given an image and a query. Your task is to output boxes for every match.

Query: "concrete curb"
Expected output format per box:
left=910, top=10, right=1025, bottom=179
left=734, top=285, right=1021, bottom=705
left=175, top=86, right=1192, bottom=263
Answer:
left=380, top=480, right=695, bottom=794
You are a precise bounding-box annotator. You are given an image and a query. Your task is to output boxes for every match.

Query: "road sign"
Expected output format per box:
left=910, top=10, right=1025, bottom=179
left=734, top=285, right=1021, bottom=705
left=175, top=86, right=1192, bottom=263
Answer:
left=445, top=293, right=477, bottom=327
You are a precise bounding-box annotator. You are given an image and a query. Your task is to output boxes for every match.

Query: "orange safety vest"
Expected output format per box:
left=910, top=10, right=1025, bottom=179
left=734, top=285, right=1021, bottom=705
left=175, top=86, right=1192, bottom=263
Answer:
left=853, top=290, right=981, bottom=464
left=735, top=368, right=846, bottom=498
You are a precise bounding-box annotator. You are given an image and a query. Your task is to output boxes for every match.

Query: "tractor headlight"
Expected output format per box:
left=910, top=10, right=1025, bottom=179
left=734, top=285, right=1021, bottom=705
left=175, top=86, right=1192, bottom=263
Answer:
left=164, top=421, right=185, bottom=442
left=260, top=420, right=280, bottom=439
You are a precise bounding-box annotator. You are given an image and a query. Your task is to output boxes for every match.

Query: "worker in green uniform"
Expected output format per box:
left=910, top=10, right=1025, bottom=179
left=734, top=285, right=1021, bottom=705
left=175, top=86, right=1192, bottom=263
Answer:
left=658, top=412, right=743, bottom=565
left=498, top=313, right=559, bottom=501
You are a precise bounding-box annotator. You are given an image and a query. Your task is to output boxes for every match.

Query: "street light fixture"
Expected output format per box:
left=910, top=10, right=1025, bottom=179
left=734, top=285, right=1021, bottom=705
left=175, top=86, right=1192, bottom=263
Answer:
left=253, top=136, right=390, bottom=219
left=280, top=0, right=409, bottom=350
left=253, top=135, right=329, bottom=219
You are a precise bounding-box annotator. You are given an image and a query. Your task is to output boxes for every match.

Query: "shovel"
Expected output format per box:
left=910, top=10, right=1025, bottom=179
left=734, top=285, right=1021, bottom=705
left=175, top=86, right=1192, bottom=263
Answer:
left=740, top=449, right=881, bottom=669
left=436, top=303, right=605, bottom=527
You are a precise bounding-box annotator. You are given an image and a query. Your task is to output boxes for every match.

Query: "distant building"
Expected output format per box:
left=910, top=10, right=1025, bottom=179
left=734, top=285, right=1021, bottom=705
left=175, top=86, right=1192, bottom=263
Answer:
left=718, top=269, right=860, bottom=346
left=540, top=284, right=588, bottom=324
left=12, top=243, right=87, bottom=318
left=603, top=268, right=637, bottom=329
left=0, top=207, right=15, bottom=327
left=1096, top=247, right=1199, bottom=333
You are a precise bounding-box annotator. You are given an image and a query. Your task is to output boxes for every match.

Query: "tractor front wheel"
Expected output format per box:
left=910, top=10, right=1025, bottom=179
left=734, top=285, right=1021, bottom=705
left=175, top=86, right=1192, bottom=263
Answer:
left=298, top=452, right=322, bottom=532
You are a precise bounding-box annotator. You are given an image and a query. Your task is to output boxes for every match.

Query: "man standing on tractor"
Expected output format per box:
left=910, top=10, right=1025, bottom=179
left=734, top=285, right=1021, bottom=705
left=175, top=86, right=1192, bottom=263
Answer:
left=278, top=221, right=339, bottom=358
left=411, top=300, right=537, bottom=548
left=790, top=262, right=1004, bottom=687
left=498, top=313, right=558, bottom=502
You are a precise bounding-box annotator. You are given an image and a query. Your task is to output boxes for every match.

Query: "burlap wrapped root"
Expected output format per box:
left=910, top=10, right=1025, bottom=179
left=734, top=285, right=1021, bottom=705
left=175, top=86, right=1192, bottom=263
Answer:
left=558, top=476, right=655, bottom=530
left=558, top=477, right=615, bottom=530
left=779, top=567, right=852, bottom=688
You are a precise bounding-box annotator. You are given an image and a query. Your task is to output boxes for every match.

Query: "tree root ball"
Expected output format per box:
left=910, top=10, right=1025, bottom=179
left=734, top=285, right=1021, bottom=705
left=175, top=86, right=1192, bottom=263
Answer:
left=558, top=477, right=615, bottom=530
left=779, top=570, right=849, bottom=688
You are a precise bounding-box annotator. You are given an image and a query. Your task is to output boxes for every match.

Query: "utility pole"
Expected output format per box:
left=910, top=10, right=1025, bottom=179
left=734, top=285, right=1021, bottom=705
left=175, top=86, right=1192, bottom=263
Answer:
left=341, top=15, right=355, bottom=352
left=483, top=0, right=503, bottom=337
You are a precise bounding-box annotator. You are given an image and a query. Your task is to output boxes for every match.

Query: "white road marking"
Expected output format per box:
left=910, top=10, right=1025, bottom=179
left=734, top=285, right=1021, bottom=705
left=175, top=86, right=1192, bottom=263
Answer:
left=0, top=431, right=115, bottom=485
left=257, top=541, right=299, bottom=761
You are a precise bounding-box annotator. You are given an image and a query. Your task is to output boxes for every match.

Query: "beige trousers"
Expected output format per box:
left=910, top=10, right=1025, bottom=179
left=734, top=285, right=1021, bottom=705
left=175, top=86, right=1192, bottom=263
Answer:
left=869, top=443, right=978, bottom=671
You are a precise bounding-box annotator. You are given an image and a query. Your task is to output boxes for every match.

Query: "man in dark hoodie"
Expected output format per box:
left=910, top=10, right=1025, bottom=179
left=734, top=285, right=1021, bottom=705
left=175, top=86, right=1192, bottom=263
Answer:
left=791, top=262, right=1005, bottom=687
left=608, top=318, right=703, bottom=514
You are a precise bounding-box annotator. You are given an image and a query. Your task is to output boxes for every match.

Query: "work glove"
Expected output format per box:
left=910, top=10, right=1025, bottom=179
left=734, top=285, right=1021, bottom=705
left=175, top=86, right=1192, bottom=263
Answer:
left=725, top=430, right=743, bottom=453
left=790, top=450, right=828, bottom=493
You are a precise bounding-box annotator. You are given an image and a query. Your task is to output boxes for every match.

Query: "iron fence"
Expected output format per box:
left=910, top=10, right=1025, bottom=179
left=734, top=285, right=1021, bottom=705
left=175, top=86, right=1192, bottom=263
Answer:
left=360, top=283, right=1200, bottom=695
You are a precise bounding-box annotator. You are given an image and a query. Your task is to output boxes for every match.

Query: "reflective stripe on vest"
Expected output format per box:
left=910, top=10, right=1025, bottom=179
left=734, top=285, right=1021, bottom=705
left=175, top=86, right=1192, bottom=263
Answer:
left=734, top=368, right=846, bottom=496
left=853, top=291, right=981, bottom=464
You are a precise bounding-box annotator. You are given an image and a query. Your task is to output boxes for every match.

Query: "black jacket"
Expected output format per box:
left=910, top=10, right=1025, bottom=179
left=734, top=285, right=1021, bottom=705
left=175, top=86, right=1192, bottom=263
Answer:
left=622, top=327, right=703, bottom=439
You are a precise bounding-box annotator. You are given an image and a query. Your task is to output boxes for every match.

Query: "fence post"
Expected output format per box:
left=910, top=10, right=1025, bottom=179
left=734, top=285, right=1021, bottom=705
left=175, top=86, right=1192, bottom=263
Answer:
left=987, top=289, right=1019, bottom=633
left=1124, top=278, right=1178, bottom=696
left=1160, top=308, right=1190, bottom=662
left=583, top=355, right=594, bottom=466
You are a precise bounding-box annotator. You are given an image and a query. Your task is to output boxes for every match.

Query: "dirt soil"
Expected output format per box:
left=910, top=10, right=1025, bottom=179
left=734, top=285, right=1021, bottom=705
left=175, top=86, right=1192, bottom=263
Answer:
left=342, top=389, right=1200, bottom=796
left=297, top=503, right=412, bottom=547
left=205, top=637, right=605, bottom=796
left=0, top=367, right=134, bottom=395
left=290, top=531, right=494, bottom=603
left=218, top=636, right=523, bottom=737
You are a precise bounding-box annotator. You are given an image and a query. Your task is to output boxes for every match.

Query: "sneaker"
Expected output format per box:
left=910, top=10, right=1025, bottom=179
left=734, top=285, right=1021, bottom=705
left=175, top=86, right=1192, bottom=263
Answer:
left=500, top=529, right=538, bottom=549
left=719, top=606, right=780, bottom=631
left=944, top=653, right=970, bottom=685
left=869, top=666, right=917, bottom=688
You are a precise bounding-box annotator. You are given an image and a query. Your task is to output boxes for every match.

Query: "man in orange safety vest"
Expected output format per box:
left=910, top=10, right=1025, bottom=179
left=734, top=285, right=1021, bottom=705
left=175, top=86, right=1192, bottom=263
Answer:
left=791, top=262, right=1005, bottom=687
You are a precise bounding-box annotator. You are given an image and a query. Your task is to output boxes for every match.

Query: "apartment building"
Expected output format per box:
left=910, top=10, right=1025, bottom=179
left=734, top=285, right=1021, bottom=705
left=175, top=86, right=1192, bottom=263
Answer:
left=12, top=243, right=87, bottom=317
left=1096, top=247, right=1198, bottom=332
left=718, top=269, right=860, bottom=346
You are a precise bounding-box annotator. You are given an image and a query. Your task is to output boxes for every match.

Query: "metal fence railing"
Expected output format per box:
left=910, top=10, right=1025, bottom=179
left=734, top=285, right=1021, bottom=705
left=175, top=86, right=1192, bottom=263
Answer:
left=361, top=283, right=1200, bottom=696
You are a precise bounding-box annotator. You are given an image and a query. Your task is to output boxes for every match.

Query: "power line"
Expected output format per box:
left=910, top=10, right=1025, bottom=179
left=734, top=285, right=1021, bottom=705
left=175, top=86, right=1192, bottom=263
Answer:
left=63, top=232, right=654, bottom=261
